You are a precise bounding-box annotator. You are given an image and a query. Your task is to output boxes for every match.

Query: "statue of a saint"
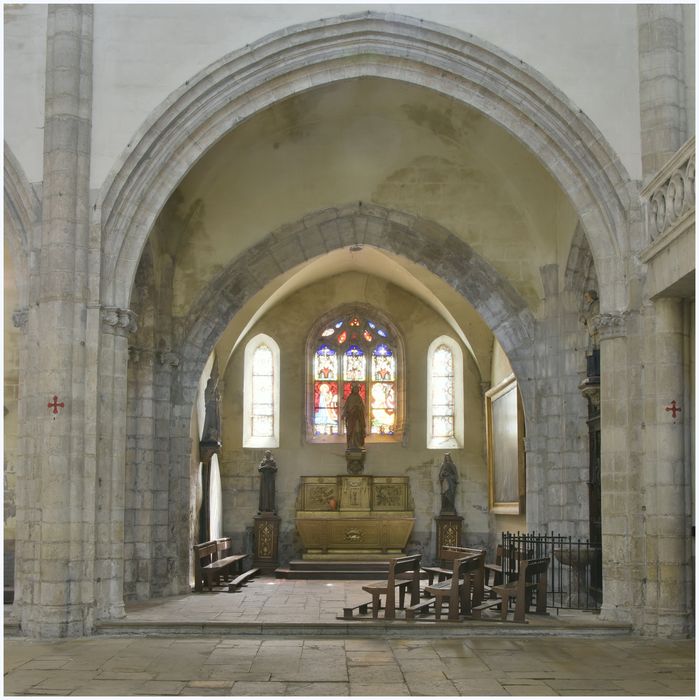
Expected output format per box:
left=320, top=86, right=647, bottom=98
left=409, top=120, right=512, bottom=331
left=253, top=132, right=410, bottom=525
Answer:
left=201, top=358, right=221, bottom=444
left=258, top=450, right=278, bottom=514
left=580, top=289, right=601, bottom=379
left=439, top=453, right=458, bottom=514
left=342, top=383, right=366, bottom=449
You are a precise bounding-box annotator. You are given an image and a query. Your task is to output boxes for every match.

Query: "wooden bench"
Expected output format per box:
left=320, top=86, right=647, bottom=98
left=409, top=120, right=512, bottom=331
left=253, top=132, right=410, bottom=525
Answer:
left=193, top=537, right=250, bottom=592
left=486, top=556, right=550, bottom=622
left=360, top=554, right=421, bottom=620
left=422, top=546, right=486, bottom=606
left=409, top=552, right=484, bottom=621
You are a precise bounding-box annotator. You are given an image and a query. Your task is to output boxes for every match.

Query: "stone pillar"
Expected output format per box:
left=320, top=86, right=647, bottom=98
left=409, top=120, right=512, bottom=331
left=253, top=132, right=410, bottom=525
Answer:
left=641, top=298, right=692, bottom=636
left=598, top=312, right=639, bottom=627
left=15, top=5, right=95, bottom=637
left=638, top=5, right=689, bottom=179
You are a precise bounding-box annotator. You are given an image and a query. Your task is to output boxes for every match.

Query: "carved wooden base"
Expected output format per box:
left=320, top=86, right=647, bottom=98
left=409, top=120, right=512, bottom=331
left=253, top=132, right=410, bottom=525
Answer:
left=435, top=514, right=463, bottom=560
left=253, top=513, right=280, bottom=573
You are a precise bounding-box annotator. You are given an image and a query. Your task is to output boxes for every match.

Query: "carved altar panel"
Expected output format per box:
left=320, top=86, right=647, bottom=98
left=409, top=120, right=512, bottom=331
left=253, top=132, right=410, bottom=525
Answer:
left=372, top=476, right=410, bottom=511
left=296, top=476, right=338, bottom=512
left=339, top=475, right=371, bottom=511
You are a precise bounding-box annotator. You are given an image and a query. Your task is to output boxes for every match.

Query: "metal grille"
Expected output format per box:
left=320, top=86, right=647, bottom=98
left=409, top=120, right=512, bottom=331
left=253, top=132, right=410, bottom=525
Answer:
left=501, top=531, right=602, bottom=611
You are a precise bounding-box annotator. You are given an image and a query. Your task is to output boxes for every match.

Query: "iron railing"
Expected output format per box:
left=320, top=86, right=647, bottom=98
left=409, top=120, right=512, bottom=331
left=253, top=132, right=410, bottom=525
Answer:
left=500, top=531, right=602, bottom=611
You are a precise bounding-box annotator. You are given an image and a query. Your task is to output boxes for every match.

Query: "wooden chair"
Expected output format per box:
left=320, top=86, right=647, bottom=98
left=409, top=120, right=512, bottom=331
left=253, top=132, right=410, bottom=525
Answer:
left=491, top=556, right=550, bottom=622
left=360, top=554, right=421, bottom=620
left=409, top=553, right=483, bottom=621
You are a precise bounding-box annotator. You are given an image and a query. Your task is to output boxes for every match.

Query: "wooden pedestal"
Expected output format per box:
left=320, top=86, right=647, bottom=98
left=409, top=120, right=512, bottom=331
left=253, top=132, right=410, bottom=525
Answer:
left=253, top=513, right=280, bottom=573
left=435, top=514, right=463, bottom=559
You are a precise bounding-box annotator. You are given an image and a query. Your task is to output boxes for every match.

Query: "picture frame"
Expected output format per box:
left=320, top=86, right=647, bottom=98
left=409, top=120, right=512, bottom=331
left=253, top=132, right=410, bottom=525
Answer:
left=485, top=374, right=525, bottom=515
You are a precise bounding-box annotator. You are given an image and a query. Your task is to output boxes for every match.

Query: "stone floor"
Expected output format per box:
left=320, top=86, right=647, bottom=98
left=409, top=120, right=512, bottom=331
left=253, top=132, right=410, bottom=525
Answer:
left=3, top=634, right=695, bottom=696
left=4, top=578, right=695, bottom=696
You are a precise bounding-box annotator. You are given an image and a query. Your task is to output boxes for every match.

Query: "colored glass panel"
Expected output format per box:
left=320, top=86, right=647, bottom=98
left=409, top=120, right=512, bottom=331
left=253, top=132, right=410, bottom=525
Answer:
left=370, top=381, right=395, bottom=435
left=344, top=345, right=366, bottom=381
left=377, top=328, right=387, bottom=337
left=313, top=381, right=339, bottom=435
left=372, top=346, right=395, bottom=381
left=251, top=345, right=274, bottom=437
left=314, top=344, right=337, bottom=380
left=337, top=330, right=347, bottom=344
left=363, top=329, right=373, bottom=342
left=431, top=344, right=455, bottom=438
left=321, top=327, right=334, bottom=337
left=349, top=317, right=360, bottom=327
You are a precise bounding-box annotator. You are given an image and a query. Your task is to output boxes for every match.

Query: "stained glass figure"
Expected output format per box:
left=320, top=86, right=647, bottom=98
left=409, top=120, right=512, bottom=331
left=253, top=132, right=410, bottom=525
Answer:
left=344, top=345, right=366, bottom=381
left=314, top=344, right=337, bottom=380
left=372, top=344, right=395, bottom=381
left=314, top=381, right=338, bottom=435
left=431, top=344, right=455, bottom=438
left=370, top=381, right=395, bottom=434
left=251, top=344, right=274, bottom=437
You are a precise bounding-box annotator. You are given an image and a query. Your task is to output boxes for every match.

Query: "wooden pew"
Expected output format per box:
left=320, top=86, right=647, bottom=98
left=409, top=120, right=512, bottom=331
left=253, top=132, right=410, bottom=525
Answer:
left=422, top=546, right=486, bottom=606
left=360, top=554, right=421, bottom=620
left=193, top=537, right=251, bottom=592
left=488, top=556, right=550, bottom=622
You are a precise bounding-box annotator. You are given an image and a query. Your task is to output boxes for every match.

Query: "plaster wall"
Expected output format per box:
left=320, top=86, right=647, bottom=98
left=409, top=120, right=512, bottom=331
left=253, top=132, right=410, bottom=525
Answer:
left=219, top=271, right=491, bottom=563
left=158, top=78, right=578, bottom=319
left=4, top=5, right=645, bottom=186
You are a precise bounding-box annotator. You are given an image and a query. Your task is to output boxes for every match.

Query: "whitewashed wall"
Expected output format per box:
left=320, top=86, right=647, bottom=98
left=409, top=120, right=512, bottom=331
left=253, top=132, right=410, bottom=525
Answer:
left=5, top=4, right=647, bottom=186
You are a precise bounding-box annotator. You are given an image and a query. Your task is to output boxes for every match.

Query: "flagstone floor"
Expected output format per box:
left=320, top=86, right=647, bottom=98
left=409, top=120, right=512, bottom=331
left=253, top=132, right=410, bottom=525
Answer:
left=4, top=578, right=695, bottom=696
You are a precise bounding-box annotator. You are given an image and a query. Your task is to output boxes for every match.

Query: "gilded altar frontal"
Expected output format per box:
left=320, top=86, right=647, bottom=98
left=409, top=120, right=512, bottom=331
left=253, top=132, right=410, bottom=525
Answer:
left=3, top=4, right=694, bottom=671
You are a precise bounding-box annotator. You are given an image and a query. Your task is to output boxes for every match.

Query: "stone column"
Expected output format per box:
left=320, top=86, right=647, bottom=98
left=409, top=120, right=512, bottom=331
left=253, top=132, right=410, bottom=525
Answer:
left=15, top=5, right=95, bottom=637
left=641, top=298, right=692, bottom=636
left=638, top=5, right=689, bottom=179
left=598, top=312, right=639, bottom=627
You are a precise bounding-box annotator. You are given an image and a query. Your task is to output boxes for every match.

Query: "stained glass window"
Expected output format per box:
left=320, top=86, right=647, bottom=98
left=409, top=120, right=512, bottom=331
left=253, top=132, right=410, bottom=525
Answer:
left=427, top=336, right=463, bottom=449
left=431, top=344, right=454, bottom=438
left=244, top=334, right=280, bottom=448
left=310, top=310, right=399, bottom=439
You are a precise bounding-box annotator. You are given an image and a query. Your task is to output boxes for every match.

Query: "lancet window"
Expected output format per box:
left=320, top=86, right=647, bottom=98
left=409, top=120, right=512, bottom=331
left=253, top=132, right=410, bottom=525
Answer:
left=243, top=334, right=280, bottom=448
left=309, top=308, right=402, bottom=442
left=427, top=335, right=464, bottom=449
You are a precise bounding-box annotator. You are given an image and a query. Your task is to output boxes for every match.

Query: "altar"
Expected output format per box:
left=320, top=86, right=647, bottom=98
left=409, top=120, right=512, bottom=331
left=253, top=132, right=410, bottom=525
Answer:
left=295, top=475, right=415, bottom=560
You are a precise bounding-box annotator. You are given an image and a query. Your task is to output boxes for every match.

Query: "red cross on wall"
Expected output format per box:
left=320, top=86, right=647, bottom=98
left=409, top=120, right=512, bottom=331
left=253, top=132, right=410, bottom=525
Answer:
left=665, top=400, right=681, bottom=420
left=48, top=395, right=65, bottom=415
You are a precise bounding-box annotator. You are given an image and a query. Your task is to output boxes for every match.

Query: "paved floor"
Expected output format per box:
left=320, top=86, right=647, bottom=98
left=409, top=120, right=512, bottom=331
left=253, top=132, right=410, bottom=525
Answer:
left=3, top=634, right=694, bottom=696
left=4, top=579, right=695, bottom=696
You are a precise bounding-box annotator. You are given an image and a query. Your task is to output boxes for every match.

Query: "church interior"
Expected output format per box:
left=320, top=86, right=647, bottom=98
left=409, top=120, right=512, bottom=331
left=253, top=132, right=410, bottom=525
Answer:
left=2, top=4, right=696, bottom=693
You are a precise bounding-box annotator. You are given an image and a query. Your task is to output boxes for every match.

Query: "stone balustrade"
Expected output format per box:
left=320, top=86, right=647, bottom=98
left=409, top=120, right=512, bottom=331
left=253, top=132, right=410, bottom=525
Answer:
left=642, top=137, right=695, bottom=242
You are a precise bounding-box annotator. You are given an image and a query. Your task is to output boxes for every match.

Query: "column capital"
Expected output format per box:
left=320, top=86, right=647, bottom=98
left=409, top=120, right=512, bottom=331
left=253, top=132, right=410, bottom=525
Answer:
left=101, top=306, right=138, bottom=336
left=598, top=312, right=627, bottom=341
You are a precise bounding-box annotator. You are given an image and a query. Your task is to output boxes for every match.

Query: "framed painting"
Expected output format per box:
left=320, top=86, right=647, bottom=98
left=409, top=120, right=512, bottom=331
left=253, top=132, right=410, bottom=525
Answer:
left=485, top=374, right=525, bottom=515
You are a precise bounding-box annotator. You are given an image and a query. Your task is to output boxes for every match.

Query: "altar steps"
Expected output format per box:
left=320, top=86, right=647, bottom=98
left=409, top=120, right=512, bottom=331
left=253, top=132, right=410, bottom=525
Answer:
left=275, top=560, right=391, bottom=579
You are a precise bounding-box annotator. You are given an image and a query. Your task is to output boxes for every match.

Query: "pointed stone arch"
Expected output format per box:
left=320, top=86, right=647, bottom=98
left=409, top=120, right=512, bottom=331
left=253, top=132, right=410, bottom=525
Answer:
left=98, top=11, right=638, bottom=314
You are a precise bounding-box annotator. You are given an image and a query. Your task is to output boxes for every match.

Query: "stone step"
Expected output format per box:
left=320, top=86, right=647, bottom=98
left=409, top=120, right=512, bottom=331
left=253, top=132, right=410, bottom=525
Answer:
left=276, top=560, right=392, bottom=579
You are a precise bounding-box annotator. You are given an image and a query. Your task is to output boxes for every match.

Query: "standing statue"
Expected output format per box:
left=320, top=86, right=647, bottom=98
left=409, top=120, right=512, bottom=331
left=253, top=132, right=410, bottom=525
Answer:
left=342, top=383, right=367, bottom=449
left=258, top=450, right=278, bottom=514
left=201, top=357, right=221, bottom=444
left=580, top=289, right=601, bottom=379
left=439, top=453, right=458, bottom=514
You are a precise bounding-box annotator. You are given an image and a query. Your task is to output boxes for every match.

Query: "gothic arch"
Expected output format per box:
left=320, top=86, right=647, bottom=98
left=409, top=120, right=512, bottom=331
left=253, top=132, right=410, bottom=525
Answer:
left=98, top=11, right=638, bottom=313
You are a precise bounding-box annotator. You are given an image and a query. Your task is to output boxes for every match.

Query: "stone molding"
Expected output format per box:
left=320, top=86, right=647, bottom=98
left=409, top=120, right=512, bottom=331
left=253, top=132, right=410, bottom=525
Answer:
left=101, top=306, right=138, bottom=336
left=98, top=11, right=637, bottom=310
left=641, top=137, right=695, bottom=244
left=597, top=312, right=627, bottom=341
left=12, top=307, right=28, bottom=329
left=127, top=345, right=180, bottom=367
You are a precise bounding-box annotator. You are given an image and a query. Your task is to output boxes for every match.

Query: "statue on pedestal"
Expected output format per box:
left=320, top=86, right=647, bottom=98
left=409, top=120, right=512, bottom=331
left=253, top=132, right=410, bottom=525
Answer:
left=201, top=357, right=221, bottom=445
left=258, top=450, right=278, bottom=514
left=342, top=382, right=367, bottom=474
left=580, top=289, right=600, bottom=380
left=439, top=453, right=458, bottom=514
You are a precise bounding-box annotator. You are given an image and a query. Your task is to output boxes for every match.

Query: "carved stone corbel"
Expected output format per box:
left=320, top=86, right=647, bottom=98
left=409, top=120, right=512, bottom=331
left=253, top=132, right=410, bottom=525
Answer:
left=101, top=306, right=138, bottom=336
left=598, top=312, right=627, bottom=341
